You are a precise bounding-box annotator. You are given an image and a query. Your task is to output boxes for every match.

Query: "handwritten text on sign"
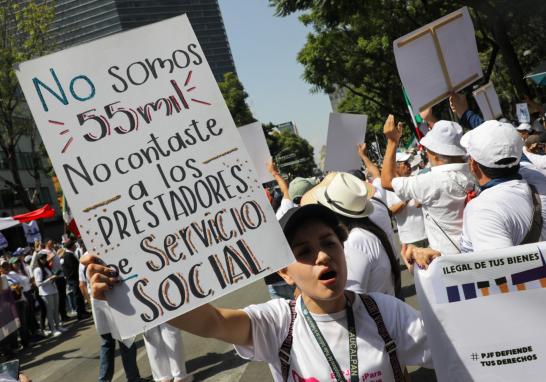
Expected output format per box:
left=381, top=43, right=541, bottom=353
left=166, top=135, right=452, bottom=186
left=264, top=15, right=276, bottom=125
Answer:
left=16, top=15, right=294, bottom=338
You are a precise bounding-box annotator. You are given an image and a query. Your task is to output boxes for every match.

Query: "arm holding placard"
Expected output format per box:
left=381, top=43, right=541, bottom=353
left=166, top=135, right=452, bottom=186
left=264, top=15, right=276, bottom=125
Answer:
left=357, top=143, right=380, bottom=180
left=267, top=161, right=290, bottom=200
left=450, top=93, right=483, bottom=129
left=381, top=115, right=403, bottom=191
left=80, top=254, right=253, bottom=347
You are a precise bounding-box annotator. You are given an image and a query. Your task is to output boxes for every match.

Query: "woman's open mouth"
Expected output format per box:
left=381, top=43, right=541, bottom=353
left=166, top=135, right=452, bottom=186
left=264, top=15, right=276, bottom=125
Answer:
left=318, top=270, right=337, bottom=285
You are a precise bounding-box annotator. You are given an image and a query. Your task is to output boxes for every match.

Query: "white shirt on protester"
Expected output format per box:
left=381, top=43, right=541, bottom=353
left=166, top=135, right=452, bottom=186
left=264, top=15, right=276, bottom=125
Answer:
left=276, top=198, right=297, bottom=220
left=235, top=293, right=431, bottom=382
left=460, top=179, right=533, bottom=253
left=386, top=191, right=427, bottom=244
left=344, top=228, right=395, bottom=295
left=8, top=271, right=31, bottom=292
left=523, top=147, right=546, bottom=170
left=519, top=161, right=546, bottom=241
left=391, top=163, right=474, bottom=254
left=33, top=267, right=58, bottom=296
left=370, top=178, right=398, bottom=254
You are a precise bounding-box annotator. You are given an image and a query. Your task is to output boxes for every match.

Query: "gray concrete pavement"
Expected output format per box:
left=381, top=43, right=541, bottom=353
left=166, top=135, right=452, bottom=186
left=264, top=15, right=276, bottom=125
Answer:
left=19, top=267, right=435, bottom=382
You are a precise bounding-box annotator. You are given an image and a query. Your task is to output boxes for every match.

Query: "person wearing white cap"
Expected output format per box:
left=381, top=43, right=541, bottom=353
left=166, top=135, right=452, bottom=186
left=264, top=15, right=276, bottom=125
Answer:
left=407, top=121, right=543, bottom=267
left=516, top=122, right=533, bottom=141
left=381, top=115, right=475, bottom=255
left=386, top=153, right=428, bottom=252
left=458, top=121, right=540, bottom=252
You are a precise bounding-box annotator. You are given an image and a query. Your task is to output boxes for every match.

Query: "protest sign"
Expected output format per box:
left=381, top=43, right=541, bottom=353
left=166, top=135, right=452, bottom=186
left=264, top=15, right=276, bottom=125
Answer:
left=415, top=242, right=546, bottom=381
left=393, top=7, right=483, bottom=112
left=516, top=103, right=531, bottom=123
left=22, top=221, right=42, bottom=244
left=237, top=121, right=274, bottom=184
left=473, top=82, right=503, bottom=120
left=16, top=15, right=294, bottom=339
left=325, top=112, right=367, bottom=172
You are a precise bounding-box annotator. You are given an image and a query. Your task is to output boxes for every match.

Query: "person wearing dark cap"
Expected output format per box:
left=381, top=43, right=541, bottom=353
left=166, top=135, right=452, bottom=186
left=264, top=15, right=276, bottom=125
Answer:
left=83, top=204, right=432, bottom=381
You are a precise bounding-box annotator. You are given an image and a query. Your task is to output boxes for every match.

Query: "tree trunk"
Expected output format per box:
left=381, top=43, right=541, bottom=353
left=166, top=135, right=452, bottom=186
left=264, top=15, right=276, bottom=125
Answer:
left=466, top=0, right=529, bottom=97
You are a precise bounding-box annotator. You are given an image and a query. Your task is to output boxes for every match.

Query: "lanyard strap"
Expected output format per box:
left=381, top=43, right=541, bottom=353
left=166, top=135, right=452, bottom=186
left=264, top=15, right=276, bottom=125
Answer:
left=301, top=296, right=359, bottom=382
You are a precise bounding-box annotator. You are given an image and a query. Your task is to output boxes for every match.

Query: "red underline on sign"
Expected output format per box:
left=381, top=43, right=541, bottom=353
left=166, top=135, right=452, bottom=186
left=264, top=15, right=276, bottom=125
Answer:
left=184, top=70, right=193, bottom=86
left=59, top=129, right=69, bottom=135
left=191, top=98, right=211, bottom=106
left=187, top=86, right=196, bottom=92
left=49, top=120, right=64, bottom=125
left=61, top=137, right=74, bottom=153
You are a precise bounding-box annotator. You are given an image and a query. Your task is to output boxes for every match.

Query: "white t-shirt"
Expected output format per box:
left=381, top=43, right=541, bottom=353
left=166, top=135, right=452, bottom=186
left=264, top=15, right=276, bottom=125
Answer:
left=519, top=161, right=546, bottom=241
left=370, top=178, right=398, bottom=254
left=460, top=179, right=533, bottom=253
left=276, top=198, right=297, bottom=220
left=392, top=163, right=474, bottom=254
left=386, top=191, right=427, bottom=244
left=7, top=271, right=31, bottom=292
left=33, top=267, right=58, bottom=296
left=235, top=293, right=431, bottom=382
left=344, top=228, right=395, bottom=295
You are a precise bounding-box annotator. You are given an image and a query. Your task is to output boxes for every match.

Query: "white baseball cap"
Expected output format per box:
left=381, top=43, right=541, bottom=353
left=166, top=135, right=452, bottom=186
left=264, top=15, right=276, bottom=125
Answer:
left=419, top=120, right=466, bottom=156
left=396, top=152, right=412, bottom=162
left=460, top=120, right=522, bottom=168
left=516, top=123, right=533, bottom=132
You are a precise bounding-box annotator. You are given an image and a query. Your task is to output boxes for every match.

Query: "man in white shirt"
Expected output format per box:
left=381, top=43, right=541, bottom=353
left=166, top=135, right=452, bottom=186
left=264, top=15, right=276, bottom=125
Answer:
left=381, top=115, right=474, bottom=255
left=459, top=121, right=537, bottom=252
left=386, top=152, right=428, bottom=249
left=408, top=121, right=542, bottom=268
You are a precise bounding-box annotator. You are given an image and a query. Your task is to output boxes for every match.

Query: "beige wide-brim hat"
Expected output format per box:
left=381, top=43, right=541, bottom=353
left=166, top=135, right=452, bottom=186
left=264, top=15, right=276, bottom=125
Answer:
left=312, top=172, right=374, bottom=218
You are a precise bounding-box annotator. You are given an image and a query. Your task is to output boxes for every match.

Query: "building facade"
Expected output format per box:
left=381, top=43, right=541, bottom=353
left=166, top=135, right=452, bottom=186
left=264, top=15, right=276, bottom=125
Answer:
left=49, top=0, right=237, bottom=81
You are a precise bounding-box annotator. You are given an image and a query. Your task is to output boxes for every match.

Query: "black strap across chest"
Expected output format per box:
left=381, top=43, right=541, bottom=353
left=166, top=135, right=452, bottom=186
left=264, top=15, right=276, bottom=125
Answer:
left=279, top=294, right=405, bottom=382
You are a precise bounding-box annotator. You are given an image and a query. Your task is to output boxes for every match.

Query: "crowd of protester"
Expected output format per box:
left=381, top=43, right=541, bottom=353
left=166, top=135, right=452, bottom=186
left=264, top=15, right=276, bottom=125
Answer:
left=2, top=92, right=546, bottom=381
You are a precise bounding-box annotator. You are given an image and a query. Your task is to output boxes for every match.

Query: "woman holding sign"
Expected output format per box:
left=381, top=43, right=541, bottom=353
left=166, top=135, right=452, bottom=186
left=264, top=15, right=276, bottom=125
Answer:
left=83, top=204, right=431, bottom=382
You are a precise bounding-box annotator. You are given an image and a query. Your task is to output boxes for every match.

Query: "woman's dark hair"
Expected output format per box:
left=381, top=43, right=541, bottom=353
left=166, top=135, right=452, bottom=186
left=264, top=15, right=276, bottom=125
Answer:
left=337, top=215, right=402, bottom=298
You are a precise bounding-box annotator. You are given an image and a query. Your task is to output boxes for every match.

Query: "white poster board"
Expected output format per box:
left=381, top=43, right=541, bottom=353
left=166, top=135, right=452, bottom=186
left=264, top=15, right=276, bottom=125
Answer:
left=16, top=15, right=294, bottom=339
left=394, top=7, right=483, bottom=112
left=325, top=112, right=367, bottom=172
left=473, top=82, right=503, bottom=120
left=415, top=242, right=546, bottom=381
left=22, top=221, right=42, bottom=244
left=516, top=103, right=531, bottom=123
left=237, top=121, right=274, bottom=184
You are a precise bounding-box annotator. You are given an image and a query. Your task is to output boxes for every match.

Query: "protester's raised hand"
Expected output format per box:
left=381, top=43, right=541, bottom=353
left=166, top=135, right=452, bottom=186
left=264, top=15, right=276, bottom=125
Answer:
left=266, top=160, right=279, bottom=176
left=383, top=114, right=403, bottom=142
left=357, top=143, right=367, bottom=158
left=449, top=92, right=468, bottom=118
left=80, top=252, right=119, bottom=300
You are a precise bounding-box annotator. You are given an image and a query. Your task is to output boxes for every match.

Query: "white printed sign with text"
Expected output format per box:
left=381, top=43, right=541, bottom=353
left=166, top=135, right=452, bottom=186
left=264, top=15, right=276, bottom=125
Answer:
left=415, top=243, right=546, bottom=381
left=16, top=15, right=294, bottom=338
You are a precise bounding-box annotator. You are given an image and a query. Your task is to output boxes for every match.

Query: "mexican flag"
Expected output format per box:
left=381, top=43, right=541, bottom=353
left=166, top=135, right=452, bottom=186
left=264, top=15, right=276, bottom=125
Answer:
left=62, top=196, right=80, bottom=237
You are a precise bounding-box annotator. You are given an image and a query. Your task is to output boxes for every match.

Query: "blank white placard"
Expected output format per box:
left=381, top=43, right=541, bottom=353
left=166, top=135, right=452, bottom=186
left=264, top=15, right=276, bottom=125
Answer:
left=238, top=121, right=274, bottom=184
left=325, top=113, right=367, bottom=172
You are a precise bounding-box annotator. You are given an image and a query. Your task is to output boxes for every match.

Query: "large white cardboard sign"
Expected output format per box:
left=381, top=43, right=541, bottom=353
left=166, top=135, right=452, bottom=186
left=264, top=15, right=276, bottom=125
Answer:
left=16, top=15, right=294, bottom=339
left=394, top=7, right=483, bottom=112
left=237, top=121, right=274, bottom=184
left=473, top=82, right=503, bottom=120
left=415, top=242, right=546, bottom=381
left=325, top=112, right=367, bottom=172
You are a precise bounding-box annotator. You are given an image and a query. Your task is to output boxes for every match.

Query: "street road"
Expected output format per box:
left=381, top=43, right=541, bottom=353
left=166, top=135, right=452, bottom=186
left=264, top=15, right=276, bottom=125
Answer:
left=20, top=270, right=436, bottom=381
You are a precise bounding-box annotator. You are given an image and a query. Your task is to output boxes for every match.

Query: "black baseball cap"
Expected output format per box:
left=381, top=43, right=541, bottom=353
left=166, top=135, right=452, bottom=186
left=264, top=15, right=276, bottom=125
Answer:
left=279, top=204, right=340, bottom=239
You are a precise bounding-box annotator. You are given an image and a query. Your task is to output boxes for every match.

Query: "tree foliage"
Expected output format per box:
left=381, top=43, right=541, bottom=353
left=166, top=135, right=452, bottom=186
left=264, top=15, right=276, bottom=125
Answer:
left=270, top=0, right=546, bottom=140
left=0, top=0, right=55, bottom=211
left=218, top=72, right=256, bottom=127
